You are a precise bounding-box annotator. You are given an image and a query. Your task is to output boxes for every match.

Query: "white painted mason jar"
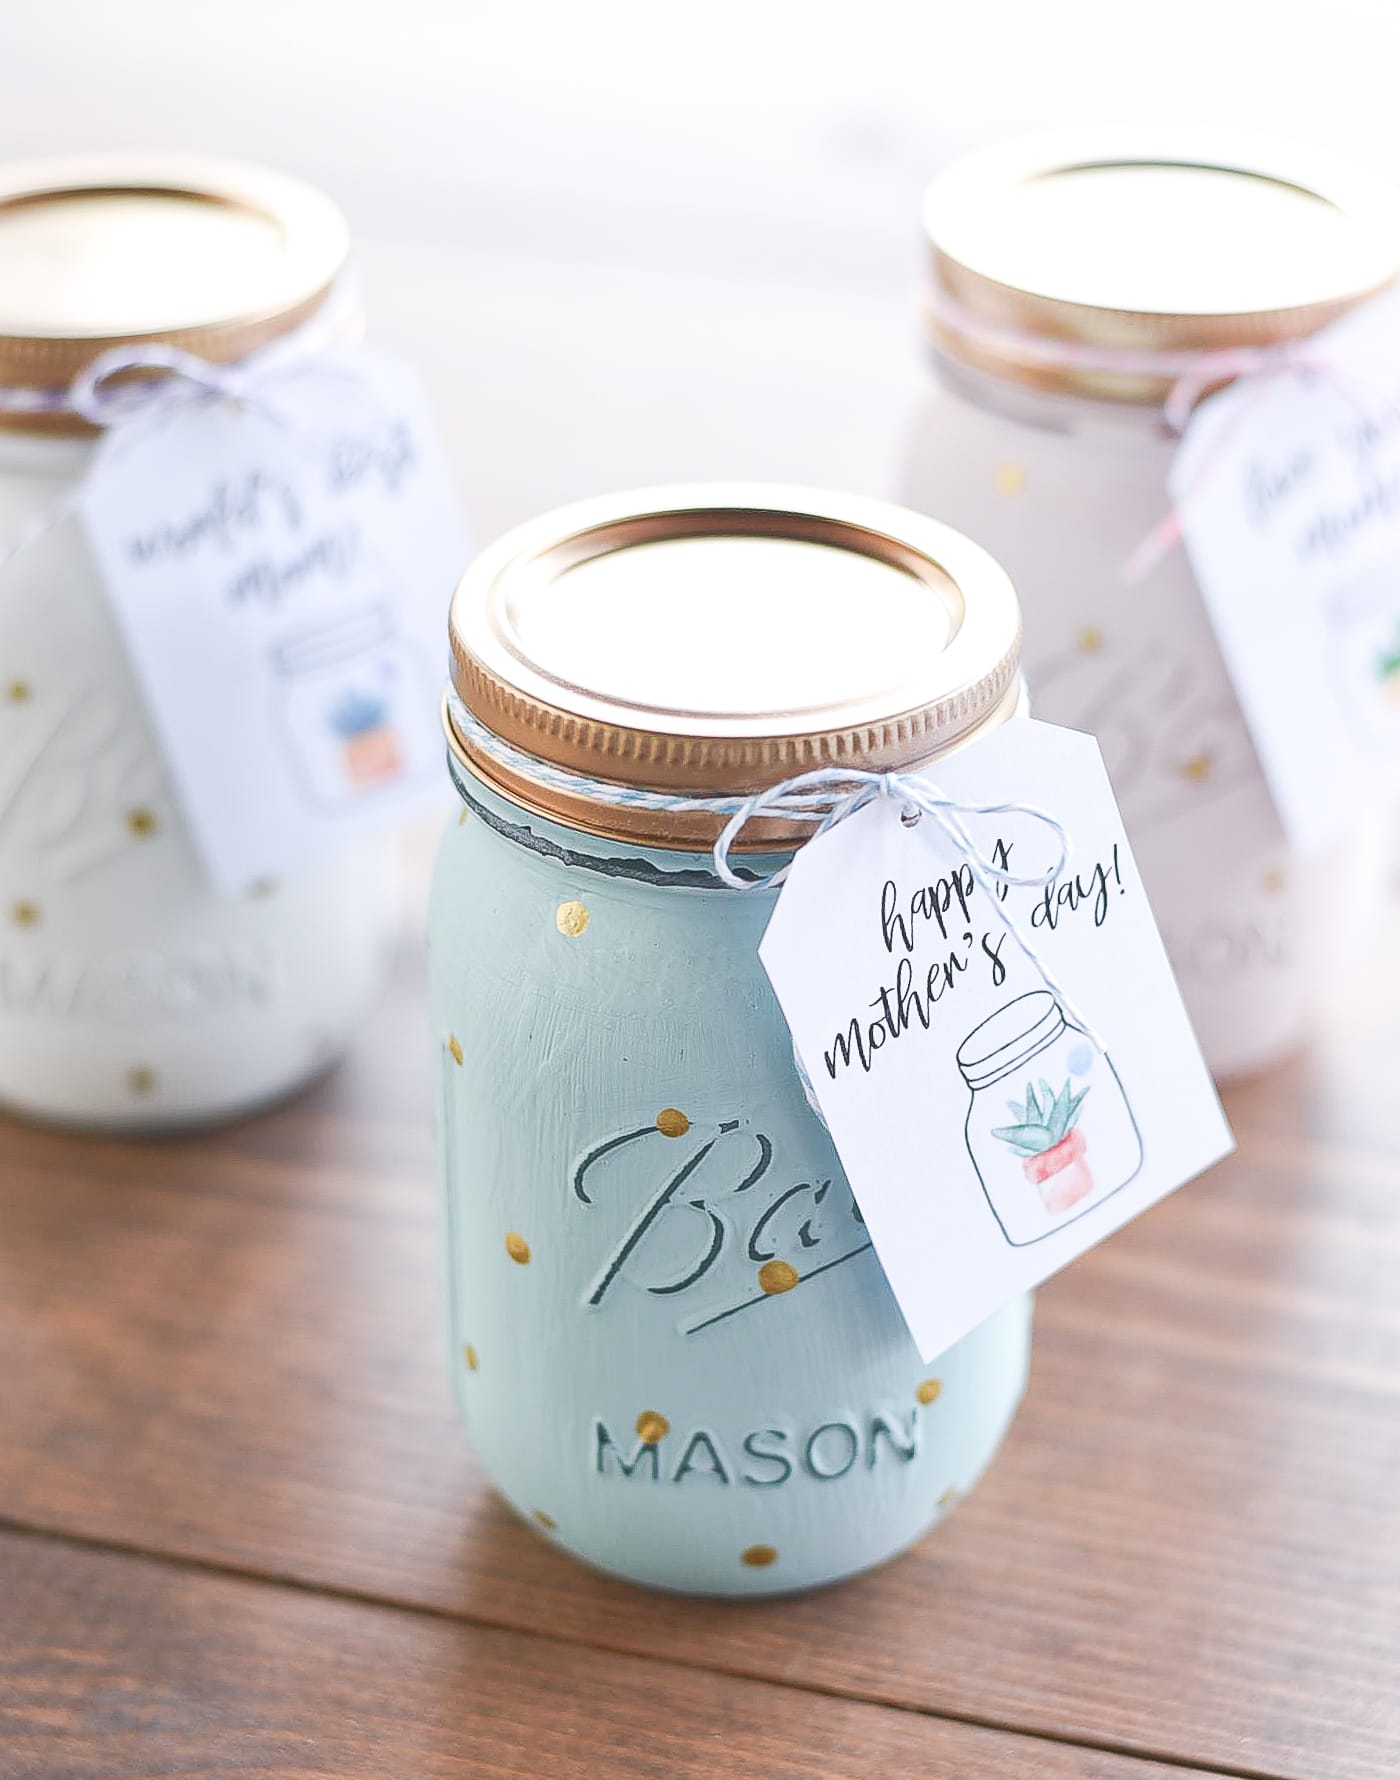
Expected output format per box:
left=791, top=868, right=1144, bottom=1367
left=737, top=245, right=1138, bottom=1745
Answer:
left=901, top=134, right=1400, bottom=1080
left=0, top=155, right=398, bottom=1130
left=431, top=486, right=1033, bottom=1596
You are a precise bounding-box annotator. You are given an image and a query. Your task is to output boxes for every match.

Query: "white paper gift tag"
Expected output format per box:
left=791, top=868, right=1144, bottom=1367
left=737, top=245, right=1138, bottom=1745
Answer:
left=80, top=347, right=470, bottom=889
left=759, top=718, right=1233, bottom=1361
left=1170, top=288, right=1400, bottom=855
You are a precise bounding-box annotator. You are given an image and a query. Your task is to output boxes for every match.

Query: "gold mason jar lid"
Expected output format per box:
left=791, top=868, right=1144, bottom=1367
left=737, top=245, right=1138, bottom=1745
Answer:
left=446, top=484, right=1023, bottom=850
left=922, top=130, right=1400, bottom=404
left=0, top=151, right=350, bottom=434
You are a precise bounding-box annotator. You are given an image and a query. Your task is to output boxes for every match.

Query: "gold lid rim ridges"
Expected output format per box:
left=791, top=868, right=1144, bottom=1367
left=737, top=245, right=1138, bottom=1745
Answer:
left=0, top=151, right=350, bottom=434
left=921, top=129, right=1400, bottom=404
left=445, top=485, right=1024, bottom=848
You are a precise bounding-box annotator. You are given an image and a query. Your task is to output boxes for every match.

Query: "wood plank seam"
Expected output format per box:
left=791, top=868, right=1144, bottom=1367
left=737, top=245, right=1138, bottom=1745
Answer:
left=0, top=1515, right=1285, bottom=1780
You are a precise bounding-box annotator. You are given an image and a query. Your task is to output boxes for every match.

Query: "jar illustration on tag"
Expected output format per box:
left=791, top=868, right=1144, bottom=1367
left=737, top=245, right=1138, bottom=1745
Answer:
left=273, top=604, right=431, bottom=804
left=957, top=990, right=1142, bottom=1246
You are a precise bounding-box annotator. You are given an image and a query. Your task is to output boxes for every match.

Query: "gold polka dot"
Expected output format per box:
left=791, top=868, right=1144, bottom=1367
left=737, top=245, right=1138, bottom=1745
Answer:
left=635, top=1410, right=670, bottom=1444
left=994, top=462, right=1026, bottom=497
left=505, top=1231, right=531, bottom=1265
left=758, top=1259, right=799, bottom=1295
left=464, top=1343, right=478, bottom=1372
left=447, top=1034, right=464, bottom=1066
left=457, top=808, right=470, bottom=826
left=656, top=1108, right=690, bottom=1138
left=125, top=807, right=159, bottom=838
left=1181, top=752, right=1213, bottom=784
left=741, top=1544, right=778, bottom=1568
left=532, top=1509, right=557, bottom=1531
left=10, top=900, right=39, bottom=928
left=937, top=1485, right=961, bottom=1511
left=1263, top=867, right=1287, bottom=894
left=6, top=679, right=32, bottom=703
left=246, top=877, right=278, bottom=899
left=1076, top=626, right=1104, bottom=654
left=555, top=900, right=589, bottom=937
left=916, top=1378, right=943, bottom=1406
left=126, top=1066, right=157, bottom=1097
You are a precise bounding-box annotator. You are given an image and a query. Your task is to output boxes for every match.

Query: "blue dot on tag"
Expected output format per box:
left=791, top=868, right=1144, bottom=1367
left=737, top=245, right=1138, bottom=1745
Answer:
left=1068, top=1043, right=1094, bottom=1076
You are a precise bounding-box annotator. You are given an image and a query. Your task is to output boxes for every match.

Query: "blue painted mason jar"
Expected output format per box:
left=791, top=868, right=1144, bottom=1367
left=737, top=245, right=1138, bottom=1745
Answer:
left=430, top=486, right=1031, bottom=1595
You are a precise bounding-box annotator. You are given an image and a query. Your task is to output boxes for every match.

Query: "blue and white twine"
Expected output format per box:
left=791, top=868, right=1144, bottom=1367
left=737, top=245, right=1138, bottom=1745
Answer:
left=446, top=686, right=1105, bottom=1099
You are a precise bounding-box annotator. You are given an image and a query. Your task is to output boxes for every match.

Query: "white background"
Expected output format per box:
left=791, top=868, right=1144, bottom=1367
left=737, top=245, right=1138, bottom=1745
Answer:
left=2, top=2, right=1398, bottom=542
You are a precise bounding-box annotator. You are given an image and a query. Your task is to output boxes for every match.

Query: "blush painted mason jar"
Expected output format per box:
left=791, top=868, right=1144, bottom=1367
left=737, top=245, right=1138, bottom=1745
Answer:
left=0, top=155, right=399, bottom=1130
left=431, top=485, right=1033, bottom=1595
left=901, top=134, right=1400, bottom=1080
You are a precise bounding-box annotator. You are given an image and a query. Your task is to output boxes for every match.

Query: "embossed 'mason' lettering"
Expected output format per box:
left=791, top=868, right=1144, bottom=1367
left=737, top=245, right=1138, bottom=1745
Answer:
left=594, top=1409, right=920, bottom=1488
left=0, top=943, right=279, bottom=1023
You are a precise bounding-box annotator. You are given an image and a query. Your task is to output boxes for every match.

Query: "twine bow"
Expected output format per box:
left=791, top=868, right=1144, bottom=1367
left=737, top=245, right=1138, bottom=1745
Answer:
left=446, top=691, right=1105, bottom=1072
left=0, top=278, right=357, bottom=572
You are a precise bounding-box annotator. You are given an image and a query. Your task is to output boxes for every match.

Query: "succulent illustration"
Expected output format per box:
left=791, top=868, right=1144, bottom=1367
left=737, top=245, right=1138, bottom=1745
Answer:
left=1376, top=622, right=1400, bottom=681
left=992, top=1078, right=1089, bottom=1158
left=328, top=687, right=389, bottom=738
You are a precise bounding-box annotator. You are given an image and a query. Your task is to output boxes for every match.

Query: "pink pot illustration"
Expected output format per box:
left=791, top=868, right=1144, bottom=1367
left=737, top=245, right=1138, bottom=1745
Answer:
left=330, top=688, right=404, bottom=788
left=992, top=1075, right=1095, bottom=1216
left=342, top=723, right=403, bottom=786
left=1022, top=1125, right=1094, bottom=1212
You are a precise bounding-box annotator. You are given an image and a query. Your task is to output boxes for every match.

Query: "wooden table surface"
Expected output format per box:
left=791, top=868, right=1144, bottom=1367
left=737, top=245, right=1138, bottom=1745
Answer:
left=2, top=845, right=1398, bottom=1780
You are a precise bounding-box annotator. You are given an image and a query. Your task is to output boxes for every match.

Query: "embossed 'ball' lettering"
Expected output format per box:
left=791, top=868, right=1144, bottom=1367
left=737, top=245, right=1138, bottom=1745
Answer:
left=757, top=1259, right=798, bottom=1295
left=505, top=1231, right=531, bottom=1264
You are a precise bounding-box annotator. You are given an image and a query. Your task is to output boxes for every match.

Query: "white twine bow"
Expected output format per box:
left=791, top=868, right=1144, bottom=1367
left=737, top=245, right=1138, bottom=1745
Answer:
left=707, top=762, right=1067, bottom=891
left=0, top=277, right=358, bottom=572
left=66, top=341, right=271, bottom=429
left=929, top=291, right=1377, bottom=581
left=709, top=761, right=1101, bottom=1053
